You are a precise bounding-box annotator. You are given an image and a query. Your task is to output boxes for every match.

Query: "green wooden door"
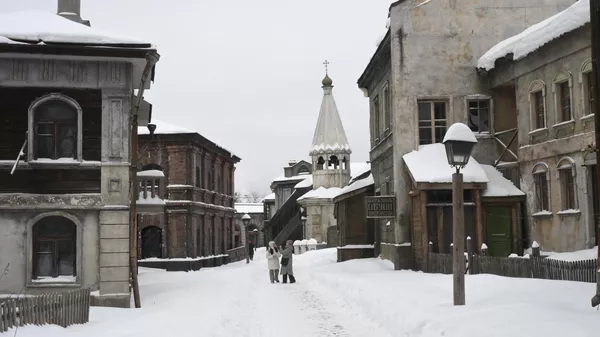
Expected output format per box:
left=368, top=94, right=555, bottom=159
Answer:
left=485, top=207, right=512, bottom=257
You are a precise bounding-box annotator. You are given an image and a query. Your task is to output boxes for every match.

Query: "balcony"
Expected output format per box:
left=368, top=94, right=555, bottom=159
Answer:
left=137, top=170, right=165, bottom=214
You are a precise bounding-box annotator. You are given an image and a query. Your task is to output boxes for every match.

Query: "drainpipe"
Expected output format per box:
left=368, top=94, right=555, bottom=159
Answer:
left=129, top=52, right=160, bottom=309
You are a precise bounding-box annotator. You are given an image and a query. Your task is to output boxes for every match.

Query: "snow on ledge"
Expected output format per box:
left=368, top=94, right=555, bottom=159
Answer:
left=137, top=169, right=164, bottom=178
left=31, top=275, right=76, bottom=284
left=337, top=244, right=375, bottom=250
left=477, top=0, right=589, bottom=70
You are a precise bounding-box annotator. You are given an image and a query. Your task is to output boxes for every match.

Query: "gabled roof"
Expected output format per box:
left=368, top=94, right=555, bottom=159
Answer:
left=310, top=75, right=351, bottom=156
left=477, top=0, right=588, bottom=71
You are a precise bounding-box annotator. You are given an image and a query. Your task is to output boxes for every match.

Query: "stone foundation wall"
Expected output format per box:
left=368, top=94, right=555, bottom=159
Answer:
left=380, top=242, right=414, bottom=270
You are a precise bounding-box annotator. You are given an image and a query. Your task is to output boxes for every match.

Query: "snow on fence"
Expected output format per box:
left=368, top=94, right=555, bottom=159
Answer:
left=426, top=252, right=598, bottom=283
left=0, top=287, right=91, bottom=332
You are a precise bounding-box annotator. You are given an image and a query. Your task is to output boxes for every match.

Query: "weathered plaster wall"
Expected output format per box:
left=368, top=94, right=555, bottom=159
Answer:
left=306, top=203, right=336, bottom=243
left=0, top=211, right=99, bottom=294
left=387, top=0, right=575, bottom=246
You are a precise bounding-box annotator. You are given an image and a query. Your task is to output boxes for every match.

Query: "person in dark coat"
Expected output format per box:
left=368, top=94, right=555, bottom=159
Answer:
left=280, top=240, right=295, bottom=283
left=248, top=240, right=255, bottom=261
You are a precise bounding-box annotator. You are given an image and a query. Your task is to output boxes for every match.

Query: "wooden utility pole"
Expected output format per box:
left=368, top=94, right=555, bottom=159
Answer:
left=452, top=169, right=465, bottom=305
left=129, top=52, right=160, bottom=309
left=589, top=0, right=600, bottom=306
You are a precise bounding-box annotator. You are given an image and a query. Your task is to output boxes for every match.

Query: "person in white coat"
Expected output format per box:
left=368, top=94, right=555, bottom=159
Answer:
left=266, top=241, right=281, bottom=283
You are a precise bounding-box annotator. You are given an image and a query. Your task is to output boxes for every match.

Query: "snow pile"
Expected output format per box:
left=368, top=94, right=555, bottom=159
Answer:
left=0, top=10, right=153, bottom=47
left=546, top=246, right=598, bottom=261
left=137, top=170, right=164, bottom=178
left=263, top=193, right=275, bottom=201
left=477, top=0, right=589, bottom=70
left=402, top=143, right=488, bottom=183
left=480, top=165, right=525, bottom=197
left=298, top=186, right=342, bottom=201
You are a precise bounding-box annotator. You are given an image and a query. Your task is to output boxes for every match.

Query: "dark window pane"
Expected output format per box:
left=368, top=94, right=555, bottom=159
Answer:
left=58, top=124, right=76, bottom=158
left=418, top=102, right=431, bottom=121
left=435, top=120, right=446, bottom=127
left=36, top=252, right=53, bottom=277
left=34, top=99, right=77, bottom=160
left=36, top=100, right=77, bottom=121
left=419, top=127, right=432, bottom=145
left=434, top=102, right=446, bottom=119
left=37, top=123, right=54, bottom=135
left=419, top=121, right=432, bottom=127
left=57, top=240, right=75, bottom=276
left=435, top=127, right=447, bottom=144
left=36, top=135, right=54, bottom=159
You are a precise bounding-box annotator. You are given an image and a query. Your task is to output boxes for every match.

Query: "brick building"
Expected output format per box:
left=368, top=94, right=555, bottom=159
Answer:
left=137, top=120, right=240, bottom=259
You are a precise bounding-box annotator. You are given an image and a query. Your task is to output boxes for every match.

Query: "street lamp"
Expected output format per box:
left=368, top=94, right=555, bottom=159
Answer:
left=301, top=216, right=307, bottom=239
left=242, top=213, right=251, bottom=264
left=442, top=122, right=477, bottom=306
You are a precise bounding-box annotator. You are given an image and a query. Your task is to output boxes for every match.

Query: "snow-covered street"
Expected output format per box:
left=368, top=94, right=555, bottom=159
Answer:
left=9, top=248, right=599, bottom=337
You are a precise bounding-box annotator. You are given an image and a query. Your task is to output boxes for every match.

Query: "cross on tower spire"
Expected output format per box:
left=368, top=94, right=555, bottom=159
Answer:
left=323, top=60, right=329, bottom=74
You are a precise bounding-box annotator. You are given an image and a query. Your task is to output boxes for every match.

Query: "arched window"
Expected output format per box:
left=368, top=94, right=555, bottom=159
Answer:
left=557, top=157, right=577, bottom=210
left=532, top=162, right=550, bottom=212
left=528, top=80, right=546, bottom=130
left=580, top=58, right=593, bottom=116
left=552, top=70, right=573, bottom=123
left=316, top=156, right=325, bottom=170
left=28, top=94, right=82, bottom=162
left=298, top=165, right=310, bottom=174
left=328, top=155, right=339, bottom=169
left=32, top=216, right=76, bottom=279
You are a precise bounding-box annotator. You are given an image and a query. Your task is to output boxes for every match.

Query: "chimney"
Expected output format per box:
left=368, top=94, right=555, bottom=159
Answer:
left=57, top=0, right=90, bottom=26
left=288, top=160, right=297, bottom=167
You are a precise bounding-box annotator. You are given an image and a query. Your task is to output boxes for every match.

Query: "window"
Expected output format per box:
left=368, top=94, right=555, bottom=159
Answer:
left=373, top=95, right=381, bottom=140
left=418, top=101, right=447, bottom=145
left=28, top=94, right=82, bottom=162
left=553, top=71, right=572, bottom=122
left=532, top=163, right=550, bottom=211
left=383, top=83, right=391, bottom=131
left=195, top=166, right=201, bottom=187
left=316, top=156, right=325, bottom=170
left=581, top=59, right=594, bottom=115
left=467, top=99, right=490, bottom=133
left=32, top=216, right=76, bottom=279
left=298, top=165, right=310, bottom=174
left=528, top=80, right=546, bottom=130
left=558, top=81, right=571, bottom=121
left=557, top=158, right=576, bottom=210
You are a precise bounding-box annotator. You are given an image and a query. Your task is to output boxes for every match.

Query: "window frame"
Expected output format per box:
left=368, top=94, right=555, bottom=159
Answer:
left=383, top=82, right=391, bottom=133
left=465, top=95, right=492, bottom=134
left=528, top=80, right=547, bottom=131
left=532, top=162, right=550, bottom=212
left=580, top=58, right=594, bottom=117
left=373, top=95, right=381, bottom=142
left=27, top=93, right=83, bottom=163
left=417, top=100, right=448, bottom=145
left=552, top=71, right=573, bottom=123
left=27, top=212, right=82, bottom=287
left=557, top=157, right=577, bottom=210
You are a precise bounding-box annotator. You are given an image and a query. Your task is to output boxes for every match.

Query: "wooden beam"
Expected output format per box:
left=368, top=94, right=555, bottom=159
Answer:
left=511, top=206, right=518, bottom=254
left=421, top=189, right=429, bottom=262
left=416, top=182, right=486, bottom=190
left=437, top=206, right=444, bottom=254
left=494, top=129, right=518, bottom=166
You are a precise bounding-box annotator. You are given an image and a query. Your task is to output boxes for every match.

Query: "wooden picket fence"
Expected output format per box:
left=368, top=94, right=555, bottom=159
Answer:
left=426, top=253, right=598, bottom=283
left=0, top=288, right=91, bottom=332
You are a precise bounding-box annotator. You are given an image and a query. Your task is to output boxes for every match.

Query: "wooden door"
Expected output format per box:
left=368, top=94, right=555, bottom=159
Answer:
left=485, top=207, right=512, bottom=257
left=141, top=226, right=162, bottom=259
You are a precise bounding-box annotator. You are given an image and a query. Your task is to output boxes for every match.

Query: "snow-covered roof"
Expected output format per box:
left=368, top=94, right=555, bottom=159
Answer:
left=234, top=203, right=264, bottom=214
left=263, top=193, right=275, bottom=201
left=294, top=175, right=313, bottom=189
left=350, top=162, right=371, bottom=181
left=402, top=143, right=488, bottom=184
left=477, top=0, right=588, bottom=70
left=272, top=172, right=311, bottom=184
left=310, top=75, right=351, bottom=156
left=297, top=187, right=342, bottom=202
left=480, top=165, right=525, bottom=198
left=335, top=174, right=375, bottom=200
left=0, top=10, right=154, bottom=48
left=138, top=119, right=195, bottom=135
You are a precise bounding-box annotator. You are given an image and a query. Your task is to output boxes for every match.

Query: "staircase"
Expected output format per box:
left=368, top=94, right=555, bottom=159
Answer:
left=265, top=188, right=308, bottom=245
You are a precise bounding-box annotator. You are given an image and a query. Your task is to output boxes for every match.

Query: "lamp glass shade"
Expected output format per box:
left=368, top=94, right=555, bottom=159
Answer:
left=444, top=141, right=475, bottom=168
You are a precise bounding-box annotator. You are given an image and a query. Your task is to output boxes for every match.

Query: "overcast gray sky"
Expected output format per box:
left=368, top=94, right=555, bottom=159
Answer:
left=3, top=0, right=392, bottom=196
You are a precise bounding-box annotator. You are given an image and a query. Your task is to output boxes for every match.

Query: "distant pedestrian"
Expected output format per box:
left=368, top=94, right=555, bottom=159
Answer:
left=266, top=241, right=281, bottom=283
left=280, top=240, right=296, bottom=284
left=248, top=240, right=255, bottom=261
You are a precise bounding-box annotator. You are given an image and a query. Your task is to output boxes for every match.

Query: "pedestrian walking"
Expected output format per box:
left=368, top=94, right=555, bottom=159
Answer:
left=248, top=240, right=255, bottom=261
left=266, top=241, right=280, bottom=283
left=280, top=240, right=296, bottom=284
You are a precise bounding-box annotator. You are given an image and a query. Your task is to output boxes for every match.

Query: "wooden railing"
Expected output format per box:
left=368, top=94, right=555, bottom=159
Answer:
left=0, top=288, right=91, bottom=332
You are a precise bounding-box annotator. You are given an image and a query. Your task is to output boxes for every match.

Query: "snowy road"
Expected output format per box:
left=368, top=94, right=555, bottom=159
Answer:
left=9, top=248, right=599, bottom=337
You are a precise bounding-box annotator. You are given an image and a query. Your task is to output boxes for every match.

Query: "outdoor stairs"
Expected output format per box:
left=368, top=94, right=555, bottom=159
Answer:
left=267, top=188, right=307, bottom=246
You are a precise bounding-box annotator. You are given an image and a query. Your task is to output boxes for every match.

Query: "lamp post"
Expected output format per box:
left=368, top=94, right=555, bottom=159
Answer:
left=442, top=122, right=477, bottom=306
left=301, top=216, right=307, bottom=239
left=242, top=213, right=251, bottom=264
